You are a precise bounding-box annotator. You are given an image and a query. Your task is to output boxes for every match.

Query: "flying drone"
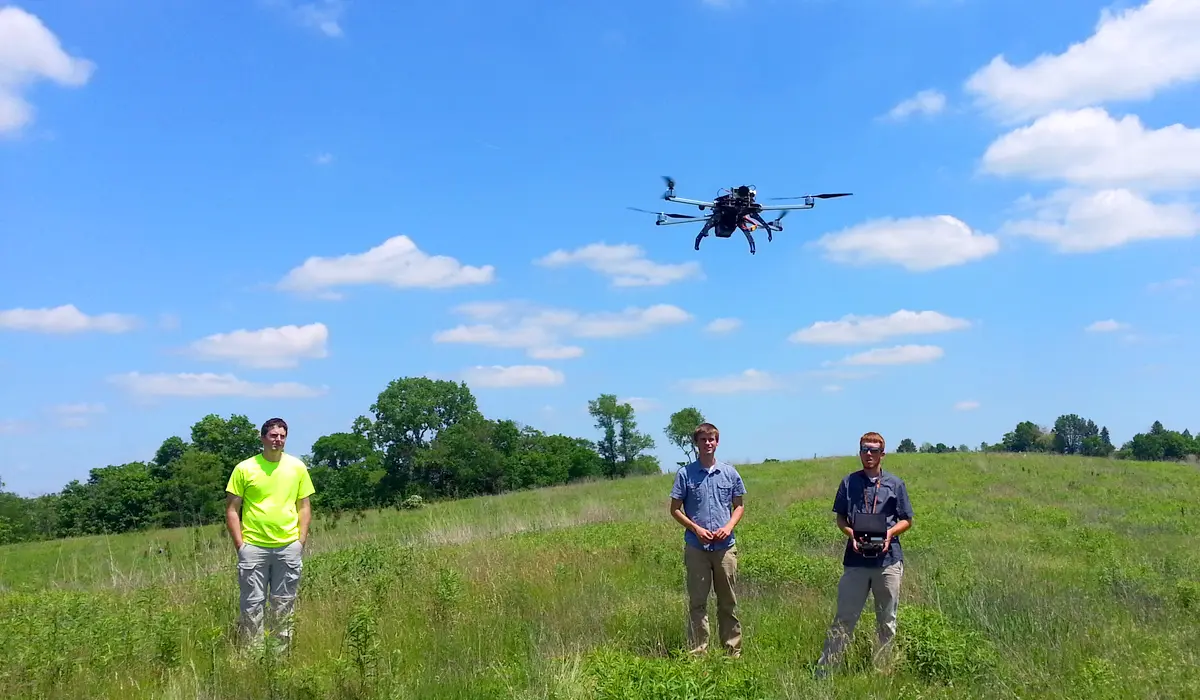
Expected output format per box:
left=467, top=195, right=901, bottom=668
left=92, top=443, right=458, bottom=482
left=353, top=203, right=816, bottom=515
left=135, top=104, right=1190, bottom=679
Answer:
left=628, top=176, right=852, bottom=255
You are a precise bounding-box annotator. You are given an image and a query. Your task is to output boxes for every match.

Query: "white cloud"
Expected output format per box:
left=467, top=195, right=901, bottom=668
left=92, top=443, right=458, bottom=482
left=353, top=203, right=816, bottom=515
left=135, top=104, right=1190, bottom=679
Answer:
left=619, top=397, right=659, bottom=412
left=814, top=215, right=999, bottom=271
left=110, top=372, right=327, bottom=398
left=1086, top=319, right=1129, bottom=332
left=885, top=89, right=946, bottom=120
left=954, top=400, right=980, bottom=411
left=833, top=345, right=944, bottom=366
left=0, top=304, right=138, bottom=333
left=678, top=369, right=782, bottom=394
left=981, top=108, right=1200, bottom=192
left=433, top=301, right=691, bottom=358
left=823, top=384, right=843, bottom=393
left=188, top=322, right=329, bottom=368
left=0, top=419, right=31, bottom=435
left=277, top=235, right=495, bottom=298
left=1001, top=188, right=1200, bottom=253
left=314, top=152, right=334, bottom=165
left=535, top=243, right=702, bottom=287
left=704, top=318, right=742, bottom=334
left=264, top=0, right=345, bottom=37
left=461, top=365, right=565, bottom=388
left=51, top=402, right=105, bottom=428
left=964, top=0, right=1200, bottom=123
left=0, top=6, right=95, bottom=136
left=789, top=309, right=971, bottom=345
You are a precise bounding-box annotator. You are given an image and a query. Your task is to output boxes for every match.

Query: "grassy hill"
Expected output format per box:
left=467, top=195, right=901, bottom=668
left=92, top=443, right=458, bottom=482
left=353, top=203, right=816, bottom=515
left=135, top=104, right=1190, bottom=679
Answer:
left=1, top=452, right=1198, bottom=699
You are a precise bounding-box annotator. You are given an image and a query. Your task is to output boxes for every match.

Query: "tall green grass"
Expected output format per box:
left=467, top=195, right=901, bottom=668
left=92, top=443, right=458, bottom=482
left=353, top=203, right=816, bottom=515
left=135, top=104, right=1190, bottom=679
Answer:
left=1, top=453, right=1197, bottom=698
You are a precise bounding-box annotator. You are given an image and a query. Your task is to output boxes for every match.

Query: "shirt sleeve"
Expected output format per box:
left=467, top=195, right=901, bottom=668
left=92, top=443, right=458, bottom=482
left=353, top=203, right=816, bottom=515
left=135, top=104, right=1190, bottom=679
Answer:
left=297, top=464, right=316, bottom=500
left=895, top=480, right=914, bottom=521
left=732, top=470, right=746, bottom=497
left=670, top=468, right=686, bottom=500
left=225, top=463, right=245, bottom=497
left=832, top=478, right=849, bottom=516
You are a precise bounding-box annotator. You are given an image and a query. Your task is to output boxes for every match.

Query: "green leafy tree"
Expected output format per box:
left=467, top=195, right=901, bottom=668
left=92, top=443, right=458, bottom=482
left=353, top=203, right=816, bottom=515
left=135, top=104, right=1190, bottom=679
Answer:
left=664, top=407, right=707, bottom=463
left=896, top=439, right=917, bottom=453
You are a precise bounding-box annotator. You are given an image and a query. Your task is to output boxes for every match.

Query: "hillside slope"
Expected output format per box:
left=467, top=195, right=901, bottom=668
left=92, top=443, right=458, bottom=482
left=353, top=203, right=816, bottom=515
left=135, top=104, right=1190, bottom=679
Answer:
left=1, top=453, right=1198, bottom=699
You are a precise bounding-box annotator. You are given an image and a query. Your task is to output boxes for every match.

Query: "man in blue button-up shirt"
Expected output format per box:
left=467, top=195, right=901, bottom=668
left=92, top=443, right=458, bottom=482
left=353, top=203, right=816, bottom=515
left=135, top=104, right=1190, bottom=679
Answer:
left=669, top=422, right=746, bottom=657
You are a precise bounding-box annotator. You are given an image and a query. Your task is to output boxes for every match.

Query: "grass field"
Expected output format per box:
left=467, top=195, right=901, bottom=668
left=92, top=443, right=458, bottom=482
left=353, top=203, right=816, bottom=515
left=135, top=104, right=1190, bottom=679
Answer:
left=2, top=452, right=1198, bottom=699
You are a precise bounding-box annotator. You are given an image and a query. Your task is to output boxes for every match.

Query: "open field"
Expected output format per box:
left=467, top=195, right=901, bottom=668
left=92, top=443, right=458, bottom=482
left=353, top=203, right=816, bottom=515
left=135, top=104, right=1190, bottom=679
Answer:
left=2, top=452, right=1198, bottom=699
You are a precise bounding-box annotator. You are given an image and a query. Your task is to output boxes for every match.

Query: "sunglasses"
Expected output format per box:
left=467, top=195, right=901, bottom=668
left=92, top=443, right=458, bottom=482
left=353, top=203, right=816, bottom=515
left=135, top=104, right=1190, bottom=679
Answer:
left=859, top=446, right=883, bottom=454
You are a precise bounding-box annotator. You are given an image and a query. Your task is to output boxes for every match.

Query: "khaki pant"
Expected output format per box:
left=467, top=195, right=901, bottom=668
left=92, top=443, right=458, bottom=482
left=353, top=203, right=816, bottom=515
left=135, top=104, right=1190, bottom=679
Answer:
left=237, top=540, right=304, bottom=651
left=818, top=560, right=903, bottom=668
left=684, top=543, right=741, bottom=655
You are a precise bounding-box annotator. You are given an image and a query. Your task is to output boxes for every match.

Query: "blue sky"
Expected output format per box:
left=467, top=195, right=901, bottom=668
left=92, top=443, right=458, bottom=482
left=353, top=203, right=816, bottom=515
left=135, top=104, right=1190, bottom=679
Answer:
left=2, top=0, right=1198, bottom=496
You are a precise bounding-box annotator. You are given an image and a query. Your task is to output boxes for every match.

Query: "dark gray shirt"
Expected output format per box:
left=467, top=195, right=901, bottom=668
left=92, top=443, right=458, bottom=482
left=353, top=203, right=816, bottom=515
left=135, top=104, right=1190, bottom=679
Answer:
left=832, top=469, right=914, bottom=568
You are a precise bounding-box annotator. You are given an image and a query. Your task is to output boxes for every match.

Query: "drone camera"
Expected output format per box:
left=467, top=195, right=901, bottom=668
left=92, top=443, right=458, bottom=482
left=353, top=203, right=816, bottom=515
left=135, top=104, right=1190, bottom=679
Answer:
left=851, top=512, right=889, bottom=559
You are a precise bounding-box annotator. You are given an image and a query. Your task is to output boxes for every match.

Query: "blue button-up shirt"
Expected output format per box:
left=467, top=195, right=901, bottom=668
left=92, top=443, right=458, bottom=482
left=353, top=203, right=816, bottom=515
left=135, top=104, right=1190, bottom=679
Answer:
left=670, top=459, right=746, bottom=551
left=832, top=468, right=914, bottom=568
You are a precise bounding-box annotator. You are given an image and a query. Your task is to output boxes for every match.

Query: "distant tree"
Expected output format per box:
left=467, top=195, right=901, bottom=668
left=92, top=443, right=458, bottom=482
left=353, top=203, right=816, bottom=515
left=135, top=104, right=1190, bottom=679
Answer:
left=896, top=438, right=917, bottom=453
left=588, top=394, right=656, bottom=477
left=1002, top=421, right=1042, bottom=452
left=1052, top=414, right=1099, bottom=454
left=665, top=407, right=707, bottom=463
left=958, top=444, right=970, bottom=453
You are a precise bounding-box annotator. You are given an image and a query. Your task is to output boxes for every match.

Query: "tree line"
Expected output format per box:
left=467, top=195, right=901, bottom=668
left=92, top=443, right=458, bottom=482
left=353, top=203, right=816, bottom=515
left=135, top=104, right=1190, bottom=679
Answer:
left=894, top=413, right=1198, bottom=461
left=0, top=376, right=704, bottom=546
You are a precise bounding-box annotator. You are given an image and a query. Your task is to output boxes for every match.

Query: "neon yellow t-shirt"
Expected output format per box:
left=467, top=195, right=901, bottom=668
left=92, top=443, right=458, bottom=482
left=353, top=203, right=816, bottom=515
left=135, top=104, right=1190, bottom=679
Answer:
left=226, top=452, right=316, bottom=548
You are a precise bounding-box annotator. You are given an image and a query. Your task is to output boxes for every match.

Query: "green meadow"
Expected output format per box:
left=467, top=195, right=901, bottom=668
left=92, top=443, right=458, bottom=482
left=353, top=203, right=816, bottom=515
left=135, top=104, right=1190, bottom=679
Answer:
left=1, top=452, right=1197, bottom=699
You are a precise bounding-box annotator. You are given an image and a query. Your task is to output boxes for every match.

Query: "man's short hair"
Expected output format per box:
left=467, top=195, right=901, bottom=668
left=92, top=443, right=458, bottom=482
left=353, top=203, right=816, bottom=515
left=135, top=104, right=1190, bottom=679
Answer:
left=693, top=422, right=719, bottom=442
left=859, top=431, right=885, bottom=451
left=261, top=417, right=288, bottom=436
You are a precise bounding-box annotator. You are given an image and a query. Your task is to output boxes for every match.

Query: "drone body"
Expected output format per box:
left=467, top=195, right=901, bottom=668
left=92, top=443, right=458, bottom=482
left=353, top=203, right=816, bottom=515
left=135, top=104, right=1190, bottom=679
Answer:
left=629, top=177, right=852, bottom=255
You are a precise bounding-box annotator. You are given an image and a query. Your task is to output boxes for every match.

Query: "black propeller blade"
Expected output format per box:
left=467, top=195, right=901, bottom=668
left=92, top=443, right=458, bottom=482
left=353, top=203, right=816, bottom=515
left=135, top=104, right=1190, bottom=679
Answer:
left=767, top=192, right=853, bottom=201
left=662, top=175, right=676, bottom=190
left=627, top=207, right=704, bottom=219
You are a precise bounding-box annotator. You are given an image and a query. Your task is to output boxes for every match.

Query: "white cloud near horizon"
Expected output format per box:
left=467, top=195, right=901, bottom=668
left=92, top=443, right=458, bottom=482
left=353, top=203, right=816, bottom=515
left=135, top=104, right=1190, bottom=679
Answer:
left=535, top=242, right=702, bottom=287
left=0, top=304, right=138, bottom=333
left=434, top=301, right=692, bottom=359
left=833, top=345, right=945, bottom=366
left=0, top=6, right=95, bottom=136
left=187, top=322, right=330, bottom=368
left=964, top=0, right=1200, bottom=123
left=981, top=108, right=1200, bottom=192
left=109, top=372, right=327, bottom=399
left=277, top=235, right=495, bottom=298
left=461, top=365, right=565, bottom=388
left=790, top=310, right=971, bottom=345
left=954, top=400, right=980, bottom=411
left=814, top=215, right=999, bottom=271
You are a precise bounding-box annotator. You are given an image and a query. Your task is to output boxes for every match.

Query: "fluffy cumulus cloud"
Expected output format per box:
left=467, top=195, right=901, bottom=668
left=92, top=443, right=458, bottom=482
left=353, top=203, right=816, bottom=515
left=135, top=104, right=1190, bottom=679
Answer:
left=534, top=242, right=702, bottom=287
left=1001, top=188, right=1200, bottom=253
left=51, top=402, right=105, bottom=428
left=813, top=215, right=999, bottom=271
left=109, top=372, right=327, bottom=399
left=277, top=235, right=495, bottom=298
left=885, top=89, right=946, bottom=120
left=0, top=304, right=138, bottom=333
left=789, top=309, right=970, bottom=345
left=981, top=108, right=1200, bottom=192
left=678, top=369, right=781, bottom=394
left=461, top=365, right=564, bottom=388
left=0, top=6, right=95, bottom=136
left=187, top=322, right=329, bottom=368
left=964, top=0, right=1200, bottom=123
left=704, top=318, right=742, bottom=334
left=832, top=345, right=945, bottom=366
left=433, top=301, right=692, bottom=359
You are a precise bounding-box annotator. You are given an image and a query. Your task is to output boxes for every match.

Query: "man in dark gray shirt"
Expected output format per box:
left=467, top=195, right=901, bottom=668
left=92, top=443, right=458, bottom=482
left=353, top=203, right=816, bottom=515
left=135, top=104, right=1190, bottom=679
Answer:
left=816, top=431, right=913, bottom=676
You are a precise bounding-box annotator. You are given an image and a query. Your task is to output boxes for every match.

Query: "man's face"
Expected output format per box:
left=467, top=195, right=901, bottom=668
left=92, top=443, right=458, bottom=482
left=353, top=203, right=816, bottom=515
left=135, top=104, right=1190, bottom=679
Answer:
left=694, top=432, right=718, bottom=457
left=262, top=427, right=287, bottom=452
left=859, top=441, right=883, bottom=469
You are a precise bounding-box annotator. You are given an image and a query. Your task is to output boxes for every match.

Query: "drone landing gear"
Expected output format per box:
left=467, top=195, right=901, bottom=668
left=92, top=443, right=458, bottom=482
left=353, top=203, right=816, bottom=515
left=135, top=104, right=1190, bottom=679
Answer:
left=743, top=229, right=756, bottom=255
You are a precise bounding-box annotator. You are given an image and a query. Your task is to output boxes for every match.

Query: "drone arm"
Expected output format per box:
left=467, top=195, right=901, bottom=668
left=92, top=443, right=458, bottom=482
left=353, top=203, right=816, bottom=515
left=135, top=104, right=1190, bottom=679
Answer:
left=757, top=203, right=816, bottom=211
left=655, top=216, right=711, bottom=226
left=664, top=195, right=717, bottom=208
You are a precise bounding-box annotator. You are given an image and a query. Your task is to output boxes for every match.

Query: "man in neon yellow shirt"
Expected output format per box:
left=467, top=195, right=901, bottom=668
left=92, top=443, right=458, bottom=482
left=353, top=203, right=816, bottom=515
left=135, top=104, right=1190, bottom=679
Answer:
left=225, top=417, right=315, bottom=652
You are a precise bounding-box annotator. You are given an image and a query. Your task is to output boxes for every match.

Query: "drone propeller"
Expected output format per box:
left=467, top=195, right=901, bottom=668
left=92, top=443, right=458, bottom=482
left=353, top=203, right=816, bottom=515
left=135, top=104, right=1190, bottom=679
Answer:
left=662, top=175, right=676, bottom=191
left=627, top=206, right=704, bottom=219
left=767, top=192, right=853, bottom=201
